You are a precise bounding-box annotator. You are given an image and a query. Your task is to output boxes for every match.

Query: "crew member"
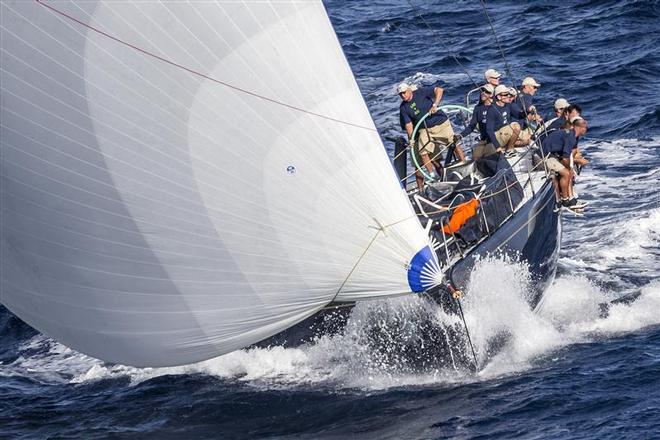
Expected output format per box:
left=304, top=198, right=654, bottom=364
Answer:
left=485, top=85, right=521, bottom=154
left=535, top=98, right=571, bottom=144
left=468, top=69, right=502, bottom=105
left=484, top=69, right=501, bottom=87
left=507, top=87, right=531, bottom=146
left=455, top=84, right=496, bottom=160
left=398, top=82, right=466, bottom=189
left=542, top=117, right=589, bottom=210
left=518, top=76, right=541, bottom=114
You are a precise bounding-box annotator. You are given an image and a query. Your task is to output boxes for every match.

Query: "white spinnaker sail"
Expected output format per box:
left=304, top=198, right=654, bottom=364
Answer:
left=0, top=0, right=439, bottom=367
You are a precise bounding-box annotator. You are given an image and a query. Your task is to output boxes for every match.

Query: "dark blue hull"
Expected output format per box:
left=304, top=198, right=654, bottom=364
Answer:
left=448, top=178, right=561, bottom=309
left=256, top=178, right=561, bottom=348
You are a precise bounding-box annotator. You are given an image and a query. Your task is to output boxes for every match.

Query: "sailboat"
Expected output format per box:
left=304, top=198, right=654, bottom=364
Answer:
left=0, top=0, right=560, bottom=368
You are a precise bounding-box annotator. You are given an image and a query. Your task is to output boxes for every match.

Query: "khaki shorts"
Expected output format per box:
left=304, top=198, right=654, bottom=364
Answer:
left=472, top=141, right=498, bottom=160
left=414, top=119, right=454, bottom=165
left=495, top=124, right=514, bottom=147
left=545, top=156, right=566, bottom=173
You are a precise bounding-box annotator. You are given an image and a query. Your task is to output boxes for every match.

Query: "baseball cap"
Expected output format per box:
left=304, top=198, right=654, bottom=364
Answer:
left=554, top=98, right=570, bottom=110
left=522, top=76, right=541, bottom=87
left=508, top=87, right=518, bottom=96
left=484, top=68, right=501, bottom=80
left=397, top=82, right=411, bottom=94
left=494, top=85, right=509, bottom=96
left=570, top=116, right=586, bottom=124
left=481, top=84, right=495, bottom=94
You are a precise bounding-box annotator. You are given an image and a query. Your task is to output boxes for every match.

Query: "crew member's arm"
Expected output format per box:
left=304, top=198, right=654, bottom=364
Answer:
left=486, top=108, right=501, bottom=149
left=430, top=86, right=444, bottom=114
left=459, top=109, right=479, bottom=138
left=400, top=109, right=414, bottom=143
left=405, top=121, right=414, bottom=141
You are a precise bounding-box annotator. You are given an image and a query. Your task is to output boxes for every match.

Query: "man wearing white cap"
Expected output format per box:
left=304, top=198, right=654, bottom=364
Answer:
left=508, top=77, right=542, bottom=146
left=467, top=69, right=501, bottom=106
left=398, top=82, right=466, bottom=189
left=485, top=84, right=521, bottom=153
left=484, top=69, right=501, bottom=87
left=519, top=76, right=541, bottom=114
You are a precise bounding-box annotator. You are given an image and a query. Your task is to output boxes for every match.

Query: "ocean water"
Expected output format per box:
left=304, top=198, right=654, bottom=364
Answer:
left=2, top=0, right=660, bottom=438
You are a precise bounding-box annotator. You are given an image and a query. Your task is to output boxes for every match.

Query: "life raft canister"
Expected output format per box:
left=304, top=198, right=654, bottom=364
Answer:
left=443, top=198, right=480, bottom=234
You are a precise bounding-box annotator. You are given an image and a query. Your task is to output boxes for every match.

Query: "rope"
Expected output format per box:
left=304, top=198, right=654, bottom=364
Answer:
left=35, top=0, right=377, bottom=132
left=446, top=283, right=479, bottom=371
left=331, top=229, right=382, bottom=303
left=477, top=0, right=517, bottom=86
left=475, top=0, right=552, bottom=175
left=405, top=0, right=481, bottom=89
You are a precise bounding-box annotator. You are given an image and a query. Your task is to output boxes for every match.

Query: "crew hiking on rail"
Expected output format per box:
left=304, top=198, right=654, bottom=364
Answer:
left=397, top=68, right=590, bottom=214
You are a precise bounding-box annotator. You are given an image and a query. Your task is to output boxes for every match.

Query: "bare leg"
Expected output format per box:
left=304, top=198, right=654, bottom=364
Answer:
left=568, top=170, right=576, bottom=199
left=415, top=170, right=424, bottom=191
left=455, top=144, right=466, bottom=162
left=558, top=168, right=571, bottom=199
left=551, top=175, right=561, bottom=201
left=420, top=152, right=435, bottom=173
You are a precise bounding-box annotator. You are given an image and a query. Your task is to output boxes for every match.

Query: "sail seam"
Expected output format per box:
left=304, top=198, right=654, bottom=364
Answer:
left=34, top=0, right=378, bottom=132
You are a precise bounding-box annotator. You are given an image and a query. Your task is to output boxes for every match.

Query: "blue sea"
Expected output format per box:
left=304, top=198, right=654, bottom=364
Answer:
left=2, top=1, right=660, bottom=438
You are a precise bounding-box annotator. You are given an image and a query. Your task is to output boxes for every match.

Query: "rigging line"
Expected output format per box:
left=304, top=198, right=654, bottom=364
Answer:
left=34, top=0, right=377, bottom=132
left=331, top=229, right=382, bottom=303
left=477, top=0, right=518, bottom=86
left=455, top=291, right=479, bottom=371
left=405, top=0, right=481, bottom=89
left=476, top=1, right=553, bottom=177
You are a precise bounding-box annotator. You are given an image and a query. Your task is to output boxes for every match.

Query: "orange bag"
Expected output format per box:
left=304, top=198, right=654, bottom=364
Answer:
left=443, top=198, right=479, bottom=234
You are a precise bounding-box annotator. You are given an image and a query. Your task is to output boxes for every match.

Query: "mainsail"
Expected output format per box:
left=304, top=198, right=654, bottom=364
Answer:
left=0, top=0, right=439, bottom=367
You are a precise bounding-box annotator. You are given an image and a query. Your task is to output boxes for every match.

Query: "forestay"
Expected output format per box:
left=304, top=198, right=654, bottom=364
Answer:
left=0, top=0, right=439, bottom=367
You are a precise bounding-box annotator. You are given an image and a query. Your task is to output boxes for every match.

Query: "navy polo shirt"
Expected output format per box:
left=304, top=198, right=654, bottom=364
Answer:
left=399, top=86, right=448, bottom=130
left=535, top=116, right=565, bottom=143
left=509, top=100, right=526, bottom=128
left=485, top=103, right=511, bottom=148
left=542, top=128, right=577, bottom=158
left=546, top=116, right=566, bottom=132
left=518, top=92, right=534, bottom=112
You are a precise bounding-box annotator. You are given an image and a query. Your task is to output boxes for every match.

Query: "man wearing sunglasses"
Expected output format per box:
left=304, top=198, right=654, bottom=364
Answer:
left=455, top=84, right=497, bottom=160
left=519, top=76, right=541, bottom=114
left=485, top=85, right=521, bottom=154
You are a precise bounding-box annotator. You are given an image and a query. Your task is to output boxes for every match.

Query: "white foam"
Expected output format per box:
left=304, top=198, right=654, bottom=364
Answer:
left=7, top=137, right=659, bottom=390
left=6, top=259, right=658, bottom=390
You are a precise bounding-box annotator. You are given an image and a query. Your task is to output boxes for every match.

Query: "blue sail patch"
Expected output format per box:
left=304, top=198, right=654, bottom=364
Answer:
left=407, top=245, right=441, bottom=292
